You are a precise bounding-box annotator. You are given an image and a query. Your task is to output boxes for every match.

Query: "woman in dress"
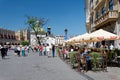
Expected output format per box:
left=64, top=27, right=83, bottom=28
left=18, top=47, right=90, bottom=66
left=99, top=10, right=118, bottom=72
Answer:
left=22, top=46, right=25, bottom=57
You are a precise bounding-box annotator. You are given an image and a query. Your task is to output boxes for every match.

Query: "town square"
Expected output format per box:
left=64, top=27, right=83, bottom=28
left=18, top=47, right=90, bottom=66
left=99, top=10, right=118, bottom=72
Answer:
left=0, top=0, right=120, bottom=80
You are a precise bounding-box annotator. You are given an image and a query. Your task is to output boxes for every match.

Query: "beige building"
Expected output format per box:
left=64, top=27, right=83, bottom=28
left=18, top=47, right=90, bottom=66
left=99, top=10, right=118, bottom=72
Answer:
left=15, top=29, right=30, bottom=43
left=85, top=0, right=120, bottom=48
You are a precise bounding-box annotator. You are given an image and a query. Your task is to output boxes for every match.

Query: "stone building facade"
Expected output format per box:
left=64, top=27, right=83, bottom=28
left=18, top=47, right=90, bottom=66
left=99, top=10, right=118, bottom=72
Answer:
left=0, top=28, right=30, bottom=45
left=0, top=28, right=17, bottom=45
left=15, top=29, right=30, bottom=43
left=85, top=0, right=120, bottom=48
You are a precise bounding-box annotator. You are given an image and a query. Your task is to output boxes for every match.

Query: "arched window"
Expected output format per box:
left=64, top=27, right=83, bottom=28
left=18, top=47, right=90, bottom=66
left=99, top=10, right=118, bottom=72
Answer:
left=11, top=35, right=13, bottom=39
left=4, top=35, right=7, bottom=39
left=1, top=34, right=3, bottom=38
left=8, top=35, right=10, bottom=39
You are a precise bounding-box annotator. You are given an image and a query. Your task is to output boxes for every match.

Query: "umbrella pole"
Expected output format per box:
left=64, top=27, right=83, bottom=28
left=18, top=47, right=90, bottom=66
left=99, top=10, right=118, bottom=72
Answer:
left=93, top=42, right=95, bottom=48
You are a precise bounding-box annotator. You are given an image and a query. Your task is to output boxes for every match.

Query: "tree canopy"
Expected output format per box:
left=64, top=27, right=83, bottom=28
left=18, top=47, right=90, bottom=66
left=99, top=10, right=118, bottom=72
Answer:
left=26, top=16, right=47, bottom=45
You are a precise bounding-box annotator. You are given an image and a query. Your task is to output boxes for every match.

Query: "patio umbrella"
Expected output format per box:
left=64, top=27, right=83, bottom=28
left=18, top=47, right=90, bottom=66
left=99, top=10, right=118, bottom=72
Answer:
left=72, top=35, right=82, bottom=43
left=79, top=33, right=91, bottom=42
left=66, top=36, right=77, bottom=43
left=89, top=29, right=120, bottom=41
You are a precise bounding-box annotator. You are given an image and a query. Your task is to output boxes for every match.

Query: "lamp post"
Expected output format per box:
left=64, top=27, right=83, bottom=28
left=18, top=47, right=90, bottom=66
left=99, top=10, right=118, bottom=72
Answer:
left=64, top=29, right=68, bottom=40
left=47, top=27, right=51, bottom=36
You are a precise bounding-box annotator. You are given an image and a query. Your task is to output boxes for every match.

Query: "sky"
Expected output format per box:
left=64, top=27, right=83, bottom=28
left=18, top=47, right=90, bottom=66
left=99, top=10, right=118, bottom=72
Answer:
left=0, top=0, right=86, bottom=36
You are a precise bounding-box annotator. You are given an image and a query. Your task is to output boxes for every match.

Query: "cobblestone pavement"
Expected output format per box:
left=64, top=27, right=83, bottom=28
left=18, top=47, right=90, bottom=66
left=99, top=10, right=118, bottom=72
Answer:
left=0, top=50, right=88, bottom=80
left=0, top=50, right=120, bottom=80
left=84, top=67, right=120, bottom=80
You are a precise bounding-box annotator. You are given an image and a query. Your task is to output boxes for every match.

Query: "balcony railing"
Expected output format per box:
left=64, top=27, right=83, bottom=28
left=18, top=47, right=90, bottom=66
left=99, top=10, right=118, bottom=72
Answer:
left=94, top=10, right=118, bottom=28
left=94, top=0, right=104, bottom=10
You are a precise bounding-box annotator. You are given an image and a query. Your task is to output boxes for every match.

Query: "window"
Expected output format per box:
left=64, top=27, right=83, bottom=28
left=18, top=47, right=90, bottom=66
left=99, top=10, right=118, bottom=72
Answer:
left=109, top=0, right=113, bottom=10
left=101, top=7, right=106, bottom=14
left=96, top=12, right=99, bottom=19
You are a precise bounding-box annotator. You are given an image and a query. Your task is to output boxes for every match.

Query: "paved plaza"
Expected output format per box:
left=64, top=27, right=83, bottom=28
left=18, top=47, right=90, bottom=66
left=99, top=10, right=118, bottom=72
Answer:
left=0, top=50, right=120, bottom=80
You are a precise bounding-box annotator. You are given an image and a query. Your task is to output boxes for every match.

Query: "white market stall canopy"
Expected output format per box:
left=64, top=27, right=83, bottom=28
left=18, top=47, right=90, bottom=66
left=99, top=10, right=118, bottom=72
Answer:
left=66, top=29, right=120, bottom=43
left=89, top=29, right=120, bottom=41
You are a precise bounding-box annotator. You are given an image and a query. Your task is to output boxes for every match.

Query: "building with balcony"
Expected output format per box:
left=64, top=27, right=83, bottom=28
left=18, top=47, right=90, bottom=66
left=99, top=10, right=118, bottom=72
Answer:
left=85, top=0, right=91, bottom=33
left=85, top=0, right=120, bottom=48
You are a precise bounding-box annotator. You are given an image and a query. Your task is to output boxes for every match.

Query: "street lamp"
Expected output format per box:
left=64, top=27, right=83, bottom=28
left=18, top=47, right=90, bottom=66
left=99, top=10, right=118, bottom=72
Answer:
left=47, top=27, right=51, bottom=35
left=64, top=29, right=68, bottom=35
left=64, top=29, right=68, bottom=40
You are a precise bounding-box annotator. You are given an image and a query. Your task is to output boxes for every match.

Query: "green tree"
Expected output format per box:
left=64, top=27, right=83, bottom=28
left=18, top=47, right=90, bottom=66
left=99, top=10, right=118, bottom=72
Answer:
left=26, top=16, right=47, bottom=45
left=21, top=41, right=29, bottom=46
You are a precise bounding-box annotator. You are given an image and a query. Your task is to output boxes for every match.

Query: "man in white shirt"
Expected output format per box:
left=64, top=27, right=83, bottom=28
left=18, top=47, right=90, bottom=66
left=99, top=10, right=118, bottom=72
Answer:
left=110, top=44, right=114, bottom=50
left=46, top=44, right=51, bottom=57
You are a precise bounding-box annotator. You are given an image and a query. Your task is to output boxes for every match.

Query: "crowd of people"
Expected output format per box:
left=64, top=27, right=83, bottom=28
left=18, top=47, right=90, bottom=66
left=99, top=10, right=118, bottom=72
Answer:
left=1, top=42, right=120, bottom=73
left=0, top=43, right=56, bottom=60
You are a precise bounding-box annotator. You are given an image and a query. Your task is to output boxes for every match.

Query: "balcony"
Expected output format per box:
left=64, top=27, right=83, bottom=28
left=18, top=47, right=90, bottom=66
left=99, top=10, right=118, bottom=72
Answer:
left=94, top=0, right=105, bottom=10
left=86, top=22, right=90, bottom=27
left=94, top=10, right=118, bottom=28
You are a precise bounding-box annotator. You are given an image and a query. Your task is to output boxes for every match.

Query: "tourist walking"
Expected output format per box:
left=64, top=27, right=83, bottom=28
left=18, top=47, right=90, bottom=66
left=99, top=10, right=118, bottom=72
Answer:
left=21, top=46, right=25, bottom=57
left=5, top=45, right=8, bottom=56
left=30, top=45, right=34, bottom=52
left=43, top=44, right=46, bottom=55
left=34, top=45, right=38, bottom=52
left=38, top=44, right=43, bottom=56
left=0, top=45, right=6, bottom=59
left=26, top=46, right=30, bottom=53
left=46, top=44, right=51, bottom=57
left=52, top=44, right=55, bottom=57
left=61, top=47, right=66, bottom=60
left=56, top=46, right=60, bottom=57
left=14, top=46, right=17, bottom=56
left=17, top=46, right=21, bottom=57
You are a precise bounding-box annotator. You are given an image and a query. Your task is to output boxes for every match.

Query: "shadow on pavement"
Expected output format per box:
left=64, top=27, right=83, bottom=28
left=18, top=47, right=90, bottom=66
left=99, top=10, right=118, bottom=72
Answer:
left=79, top=72, right=94, bottom=80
